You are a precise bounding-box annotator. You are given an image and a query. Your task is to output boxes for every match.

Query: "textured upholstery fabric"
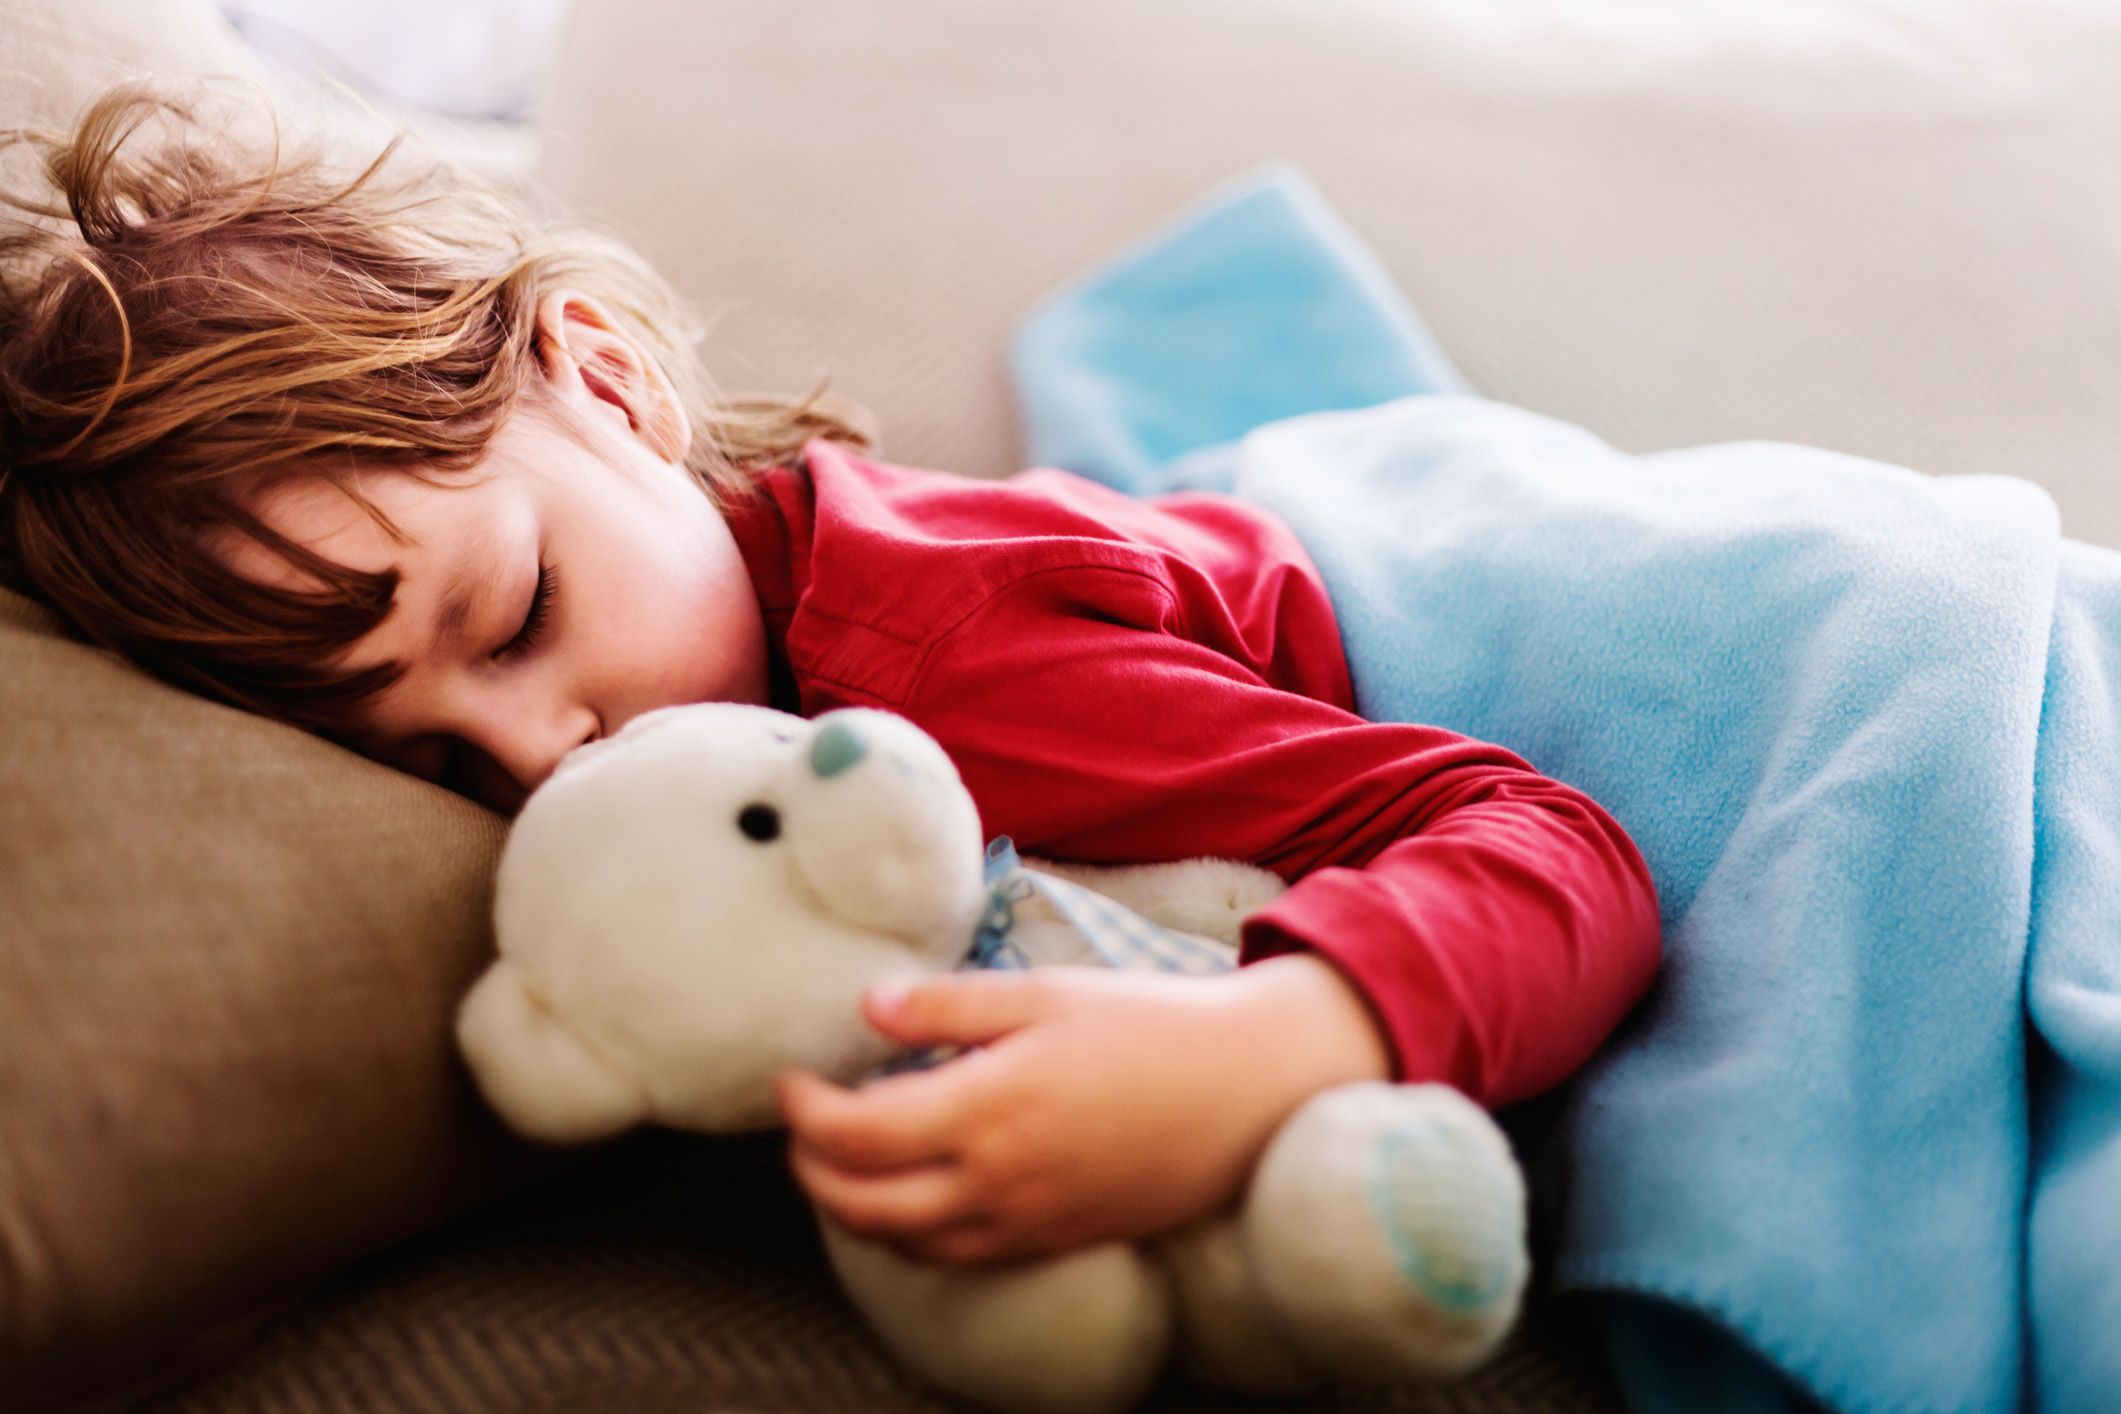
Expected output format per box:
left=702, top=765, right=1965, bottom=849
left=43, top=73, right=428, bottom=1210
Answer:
left=0, top=0, right=536, bottom=218
left=0, top=585, right=572, bottom=1411
left=0, top=2, right=545, bottom=1403
left=127, top=1131, right=1625, bottom=1414
left=538, top=0, right=2121, bottom=545
left=0, top=0, right=269, bottom=157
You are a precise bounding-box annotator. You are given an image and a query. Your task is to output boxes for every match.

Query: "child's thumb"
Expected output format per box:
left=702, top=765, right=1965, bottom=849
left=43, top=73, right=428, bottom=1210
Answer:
left=862, top=972, right=1051, bottom=1047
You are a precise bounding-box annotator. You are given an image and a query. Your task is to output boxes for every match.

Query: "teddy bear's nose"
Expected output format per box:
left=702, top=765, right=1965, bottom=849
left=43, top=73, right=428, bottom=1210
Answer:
left=808, top=716, right=869, bottom=778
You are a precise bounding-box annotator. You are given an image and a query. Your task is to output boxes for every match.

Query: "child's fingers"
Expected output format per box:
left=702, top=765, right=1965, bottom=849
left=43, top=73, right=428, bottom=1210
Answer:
left=775, top=1066, right=967, bottom=1170
left=791, top=1140, right=977, bottom=1239
left=862, top=971, right=1055, bottom=1048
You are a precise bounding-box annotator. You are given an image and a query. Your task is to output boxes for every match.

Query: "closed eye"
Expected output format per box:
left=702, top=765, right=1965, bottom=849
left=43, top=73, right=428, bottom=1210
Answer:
left=495, top=560, right=557, bottom=662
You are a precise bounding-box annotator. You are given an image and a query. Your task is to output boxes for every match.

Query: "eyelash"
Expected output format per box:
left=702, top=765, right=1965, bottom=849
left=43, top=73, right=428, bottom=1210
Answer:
left=496, top=561, right=557, bottom=662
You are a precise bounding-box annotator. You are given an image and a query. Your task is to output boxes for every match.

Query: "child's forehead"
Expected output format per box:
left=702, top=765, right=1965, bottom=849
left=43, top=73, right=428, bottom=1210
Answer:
left=210, top=397, right=589, bottom=592
left=216, top=467, right=489, bottom=590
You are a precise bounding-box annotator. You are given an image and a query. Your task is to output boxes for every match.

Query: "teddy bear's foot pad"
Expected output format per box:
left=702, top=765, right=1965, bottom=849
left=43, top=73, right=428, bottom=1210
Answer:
left=1241, top=1080, right=1530, bottom=1385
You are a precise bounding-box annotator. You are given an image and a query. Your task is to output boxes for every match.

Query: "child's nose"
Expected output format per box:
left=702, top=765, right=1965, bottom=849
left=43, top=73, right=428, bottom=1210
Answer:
left=485, top=712, right=600, bottom=803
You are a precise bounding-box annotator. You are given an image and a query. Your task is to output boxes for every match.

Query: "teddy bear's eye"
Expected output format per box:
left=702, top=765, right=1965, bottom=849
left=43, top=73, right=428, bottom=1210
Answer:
left=736, top=803, right=781, bottom=842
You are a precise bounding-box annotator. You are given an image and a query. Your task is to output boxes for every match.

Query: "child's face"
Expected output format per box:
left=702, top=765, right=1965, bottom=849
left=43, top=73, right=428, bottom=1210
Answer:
left=222, top=388, right=771, bottom=816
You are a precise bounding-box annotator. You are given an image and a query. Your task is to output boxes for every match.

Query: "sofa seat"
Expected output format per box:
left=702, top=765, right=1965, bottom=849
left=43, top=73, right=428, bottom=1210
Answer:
left=134, top=1130, right=1625, bottom=1413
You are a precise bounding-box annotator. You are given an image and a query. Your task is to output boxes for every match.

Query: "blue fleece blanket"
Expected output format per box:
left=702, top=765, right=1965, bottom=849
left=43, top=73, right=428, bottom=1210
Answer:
left=1008, top=163, right=2121, bottom=1414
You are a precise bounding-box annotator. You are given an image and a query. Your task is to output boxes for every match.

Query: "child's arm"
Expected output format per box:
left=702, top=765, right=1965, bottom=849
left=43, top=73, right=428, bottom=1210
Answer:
left=777, top=952, right=1388, bottom=1265
left=895, top=562, right=1662, bottom=1112
left=780, top=549, right=1659, bottom=1263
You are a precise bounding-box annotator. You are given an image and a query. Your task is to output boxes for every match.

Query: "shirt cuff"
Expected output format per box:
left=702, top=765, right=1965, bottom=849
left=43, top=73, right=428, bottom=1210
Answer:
left=1237, top=868, right=1491, bottom=1102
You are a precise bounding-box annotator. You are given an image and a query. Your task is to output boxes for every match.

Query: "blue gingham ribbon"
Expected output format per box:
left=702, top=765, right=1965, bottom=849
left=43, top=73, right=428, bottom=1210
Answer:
left=871, top=836, right=1237, bottom=1076
left=973, top=835, right=1236, bottom=977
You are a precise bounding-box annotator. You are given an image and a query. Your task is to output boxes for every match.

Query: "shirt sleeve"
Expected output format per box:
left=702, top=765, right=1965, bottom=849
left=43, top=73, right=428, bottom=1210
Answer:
left=896, top=558, right=1662, bottom=1108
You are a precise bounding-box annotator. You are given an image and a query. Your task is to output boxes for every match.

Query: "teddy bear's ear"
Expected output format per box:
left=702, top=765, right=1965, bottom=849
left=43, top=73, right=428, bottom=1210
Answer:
left=455, top=959, right=650, bottom=1145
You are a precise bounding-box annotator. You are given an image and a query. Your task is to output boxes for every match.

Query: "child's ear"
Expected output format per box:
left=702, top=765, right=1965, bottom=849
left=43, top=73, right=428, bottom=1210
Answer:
left=532, top=287, right=692, bottom=464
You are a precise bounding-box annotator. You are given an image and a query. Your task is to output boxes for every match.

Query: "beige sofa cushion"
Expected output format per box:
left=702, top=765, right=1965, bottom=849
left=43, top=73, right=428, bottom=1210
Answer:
left=0, top=585, right=571, bottom=1410
left=142, top=1129, right=1626, bottom=1413
left=0, top=0, right=267, bottom=147
left=538, top=0, right=2121, bottom=544
left=0, top=0, right=536, bottom=214
left=0, top=0, right=564, bottom=1404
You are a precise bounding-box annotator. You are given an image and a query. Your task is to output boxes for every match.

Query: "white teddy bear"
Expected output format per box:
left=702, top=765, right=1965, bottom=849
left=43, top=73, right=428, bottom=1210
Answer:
left=455, top=701, right=1532, bottom=1413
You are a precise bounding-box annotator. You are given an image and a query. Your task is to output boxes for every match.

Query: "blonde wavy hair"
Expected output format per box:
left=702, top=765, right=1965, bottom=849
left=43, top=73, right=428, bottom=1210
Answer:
left=0, top=81, right=877, bottom=739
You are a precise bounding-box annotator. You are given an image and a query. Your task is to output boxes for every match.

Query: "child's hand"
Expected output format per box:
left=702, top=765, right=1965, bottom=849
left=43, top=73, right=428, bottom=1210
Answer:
left=774, top=954, right=1390, bottom=1266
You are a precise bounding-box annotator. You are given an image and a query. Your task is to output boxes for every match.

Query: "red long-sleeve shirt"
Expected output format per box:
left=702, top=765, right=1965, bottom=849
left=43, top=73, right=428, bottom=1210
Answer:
left=723, top=436, right=1661, bottom=1108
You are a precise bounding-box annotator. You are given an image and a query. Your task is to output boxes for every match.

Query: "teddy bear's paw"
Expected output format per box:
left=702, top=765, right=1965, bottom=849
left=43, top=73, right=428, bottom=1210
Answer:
left=1154, top=1212, right=1322, bottom=1395
left=817, top=1214, right=1173, bottom=1414
left=1239, top=1081, right=1529, bottom=1385
left=1019, top=855, right=1285, bottom=948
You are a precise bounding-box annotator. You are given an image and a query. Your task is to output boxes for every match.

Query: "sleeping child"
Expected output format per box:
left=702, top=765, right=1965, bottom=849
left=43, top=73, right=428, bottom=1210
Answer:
left=0, top=81, right=1661, bottom=1360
